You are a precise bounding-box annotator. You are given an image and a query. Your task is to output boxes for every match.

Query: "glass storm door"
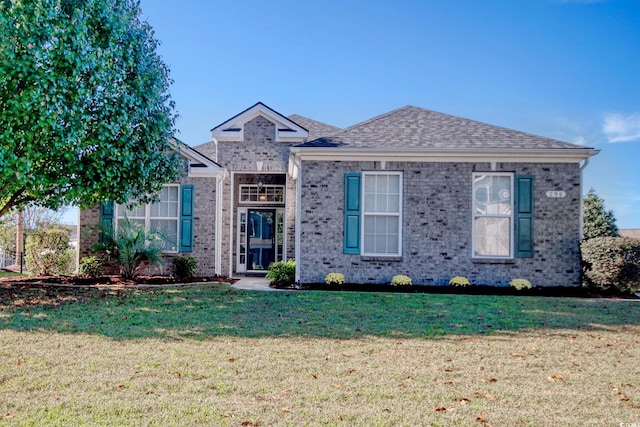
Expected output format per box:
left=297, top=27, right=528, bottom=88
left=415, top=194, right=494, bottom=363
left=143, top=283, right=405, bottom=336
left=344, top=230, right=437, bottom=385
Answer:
left=237, top=208, right=284, bottom=273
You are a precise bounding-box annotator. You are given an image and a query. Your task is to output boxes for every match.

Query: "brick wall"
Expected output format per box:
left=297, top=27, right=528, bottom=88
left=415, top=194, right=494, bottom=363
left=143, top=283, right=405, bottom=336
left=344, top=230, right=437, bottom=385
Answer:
left=78, top=175, right=218, bottom=277
left=297, top=160, right=583, bottom=287
left=196, top=115, right=298, bottom=275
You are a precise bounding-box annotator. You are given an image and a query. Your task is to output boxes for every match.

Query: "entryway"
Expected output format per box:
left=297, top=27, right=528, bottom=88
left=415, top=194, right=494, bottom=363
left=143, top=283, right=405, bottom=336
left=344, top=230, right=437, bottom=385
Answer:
left=236, top=207, right=285, bottom=273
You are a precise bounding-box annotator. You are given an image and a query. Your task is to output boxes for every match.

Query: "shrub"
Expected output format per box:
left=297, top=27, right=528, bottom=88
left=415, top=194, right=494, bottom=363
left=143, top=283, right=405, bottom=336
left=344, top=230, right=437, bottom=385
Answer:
left=266, top=259, right=296, bottom=287
left=449, top=276, right=470, bottom=287
left=510, top=278, right=532, bottom=291
left=581, top=236, right=640, bottom=294
left=173, top=256, right=198, bottom=280
left=25, top=228, right=72, bottom=275
left=79, top=256, right=105, bottom=278
left=390, top=274, right=412, bottom=286
left=325, top=272, right=345, bottom=286
left=93, top=218, right=164, bottom=279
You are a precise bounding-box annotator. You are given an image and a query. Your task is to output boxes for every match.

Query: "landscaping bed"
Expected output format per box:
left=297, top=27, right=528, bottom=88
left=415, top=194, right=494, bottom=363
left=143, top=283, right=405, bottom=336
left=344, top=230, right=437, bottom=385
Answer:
left=0, top=274, right=236, bottom=287
left=280, top=282, right=639, bottom=298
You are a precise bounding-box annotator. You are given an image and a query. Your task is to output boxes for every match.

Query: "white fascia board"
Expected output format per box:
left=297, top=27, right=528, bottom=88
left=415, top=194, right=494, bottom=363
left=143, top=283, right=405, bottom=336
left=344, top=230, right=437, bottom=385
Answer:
left=289, top=147, right=600, bottom=163
left=211, top=103, right=309, bottom=142
left=176, top=143, right=226, bottom=178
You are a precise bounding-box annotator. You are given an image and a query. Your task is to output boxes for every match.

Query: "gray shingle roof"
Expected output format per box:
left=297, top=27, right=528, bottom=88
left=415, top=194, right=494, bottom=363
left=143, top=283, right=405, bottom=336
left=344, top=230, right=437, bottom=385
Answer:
left=296, top=106, right=591, bottom=150
left=288, top=114, right=341, bottom=141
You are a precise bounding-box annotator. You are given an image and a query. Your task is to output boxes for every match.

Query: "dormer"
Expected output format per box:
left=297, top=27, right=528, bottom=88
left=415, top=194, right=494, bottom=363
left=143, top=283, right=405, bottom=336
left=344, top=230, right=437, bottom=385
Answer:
left=210, top=102, right=309, bottom=143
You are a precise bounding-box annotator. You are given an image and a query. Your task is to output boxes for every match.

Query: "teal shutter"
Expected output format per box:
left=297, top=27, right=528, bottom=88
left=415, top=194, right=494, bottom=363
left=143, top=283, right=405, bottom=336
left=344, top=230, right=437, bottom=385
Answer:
left=344, top=173, right=361, bottom=254
left=515, top=175, right=534, bottom=258
left=179, top=185, right=194, bottom=252
left=99, top=201, right=114, bottom=243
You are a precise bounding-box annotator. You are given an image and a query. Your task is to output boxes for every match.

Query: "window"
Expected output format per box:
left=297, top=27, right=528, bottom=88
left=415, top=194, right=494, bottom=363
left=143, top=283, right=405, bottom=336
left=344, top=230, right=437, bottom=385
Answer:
left=345, top=172, right=402, bottom=256
left=240, top=185, right=284, bottom=203
left=116, top=185, right=180, bottom=252
left=472, top=173, right=513, bottom=258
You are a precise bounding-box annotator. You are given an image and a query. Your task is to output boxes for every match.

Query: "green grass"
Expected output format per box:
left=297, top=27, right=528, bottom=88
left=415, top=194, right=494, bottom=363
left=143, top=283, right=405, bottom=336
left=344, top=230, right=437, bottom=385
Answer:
left=0, top=271, right=22, bottom=278
left=1, top=284, right=639, bottom=425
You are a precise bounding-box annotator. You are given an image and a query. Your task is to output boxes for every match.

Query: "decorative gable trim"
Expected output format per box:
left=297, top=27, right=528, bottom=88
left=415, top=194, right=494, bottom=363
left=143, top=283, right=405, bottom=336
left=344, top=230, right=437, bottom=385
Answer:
left=210, top=102, right=309, bottom=143
left=171, top=138, right=225, bottom=178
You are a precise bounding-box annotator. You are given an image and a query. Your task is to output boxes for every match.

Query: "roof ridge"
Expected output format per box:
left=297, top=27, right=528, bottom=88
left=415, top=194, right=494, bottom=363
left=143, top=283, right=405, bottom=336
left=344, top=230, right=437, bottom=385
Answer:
left=327, top=105, right=415, bottom=137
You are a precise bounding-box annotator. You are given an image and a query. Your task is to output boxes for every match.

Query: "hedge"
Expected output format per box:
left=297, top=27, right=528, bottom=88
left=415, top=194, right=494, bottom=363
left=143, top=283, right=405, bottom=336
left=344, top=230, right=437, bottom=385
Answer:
left=581, top=236, right=640, bottom=294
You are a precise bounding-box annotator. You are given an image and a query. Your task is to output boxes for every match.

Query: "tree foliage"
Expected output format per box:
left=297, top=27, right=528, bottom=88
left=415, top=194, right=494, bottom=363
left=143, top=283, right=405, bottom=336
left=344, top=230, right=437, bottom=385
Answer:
left=0, top=0, right=182, bottom=218
left=583, top=188, right=619, bottom=240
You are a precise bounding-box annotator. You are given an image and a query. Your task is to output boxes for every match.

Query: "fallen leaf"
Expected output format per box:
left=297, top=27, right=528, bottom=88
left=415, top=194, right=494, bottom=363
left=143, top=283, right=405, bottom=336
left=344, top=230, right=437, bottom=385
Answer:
left=484, top=393, right=497, bottom=400
left=312, top=374, right=318, bottom=380
left=488, top=378, right=497, bottom=383
left=443, top=381, right=454, bottom=385
left=459, top=398, right=470, bottom=404
left=241, top=422, right=260, bottom=427
left=347, top=369, right=356, bottom=375
left=280, top=407, right=290, bottom=413
left=548, top=375, right=564, bottom=382
left=435, top=407, right=447, bottom=412
left=228, top=358, right=236, bottom=363
left=3, top=413, right=15, bottom=419
left=620, top=395, right=629, bottom=402
left=221, top=413, right=234, bottom=418
left=476, top=416, right=489, bottom=424
left=382, top=408, right=391, bottom=413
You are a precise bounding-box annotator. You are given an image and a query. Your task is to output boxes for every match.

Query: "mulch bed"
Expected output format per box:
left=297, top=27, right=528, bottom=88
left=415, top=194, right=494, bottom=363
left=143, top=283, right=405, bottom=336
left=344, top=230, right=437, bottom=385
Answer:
left=0, top=275, right=237, bottom=288
left=278, top=282, right=639, bottom=299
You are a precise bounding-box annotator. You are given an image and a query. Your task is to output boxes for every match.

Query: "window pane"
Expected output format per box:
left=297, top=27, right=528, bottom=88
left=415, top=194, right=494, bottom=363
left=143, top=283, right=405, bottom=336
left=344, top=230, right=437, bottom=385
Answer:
left=474, top=175, right=511, bottom=215
left=363, top=215, right=399, bottom=255
left=150, top=219, right=178, bottom=251
left=474, top=217, right=510, bottom=257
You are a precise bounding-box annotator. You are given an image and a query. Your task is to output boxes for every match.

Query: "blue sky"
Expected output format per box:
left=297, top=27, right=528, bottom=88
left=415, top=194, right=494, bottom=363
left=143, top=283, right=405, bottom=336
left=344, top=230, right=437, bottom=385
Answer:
left=131, top=0, right=639, bottom=228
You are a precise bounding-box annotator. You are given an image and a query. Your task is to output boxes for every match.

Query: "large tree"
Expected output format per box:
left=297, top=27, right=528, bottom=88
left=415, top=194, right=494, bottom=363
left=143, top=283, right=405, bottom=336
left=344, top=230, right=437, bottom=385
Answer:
left=583, top=188, right=620, bottom=240
left=0, top=0, right=182, bottom=218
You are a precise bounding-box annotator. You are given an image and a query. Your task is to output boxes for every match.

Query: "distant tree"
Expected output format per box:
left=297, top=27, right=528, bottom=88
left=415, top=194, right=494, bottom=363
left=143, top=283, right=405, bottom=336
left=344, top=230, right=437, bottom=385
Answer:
left=0, top=0, right=182, bottom=219
left=583, top=188, right=619, bottom=240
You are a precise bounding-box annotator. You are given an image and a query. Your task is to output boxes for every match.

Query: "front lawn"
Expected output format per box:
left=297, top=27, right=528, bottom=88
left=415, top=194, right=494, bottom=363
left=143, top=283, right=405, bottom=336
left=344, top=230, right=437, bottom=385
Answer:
left=0, top=284, right=638, bottom=425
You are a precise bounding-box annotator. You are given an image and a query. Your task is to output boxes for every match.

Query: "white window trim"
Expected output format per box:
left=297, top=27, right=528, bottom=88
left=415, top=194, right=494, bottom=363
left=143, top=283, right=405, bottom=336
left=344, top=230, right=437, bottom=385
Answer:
left=472, top=172, right=514, bottom=259
left=115, top=184, right=181, bottom=254
left=361, top=171, right=403, bottom=257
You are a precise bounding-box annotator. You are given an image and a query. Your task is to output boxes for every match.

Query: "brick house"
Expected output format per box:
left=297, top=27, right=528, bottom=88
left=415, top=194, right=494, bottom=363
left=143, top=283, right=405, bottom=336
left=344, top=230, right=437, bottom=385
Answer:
left=79, top=102, right=599, bottom=286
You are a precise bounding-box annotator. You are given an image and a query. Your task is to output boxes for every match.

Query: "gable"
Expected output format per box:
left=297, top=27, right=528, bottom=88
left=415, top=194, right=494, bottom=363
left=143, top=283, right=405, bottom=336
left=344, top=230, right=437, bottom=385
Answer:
left=172, top=138, right=225, bottom=178
left=211, top=102, right=309, bottom=143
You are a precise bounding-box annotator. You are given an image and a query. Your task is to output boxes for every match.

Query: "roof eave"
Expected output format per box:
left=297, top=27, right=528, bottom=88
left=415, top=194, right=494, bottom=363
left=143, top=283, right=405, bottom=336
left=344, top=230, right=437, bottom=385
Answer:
left=289, top=147, right=600, bottom=163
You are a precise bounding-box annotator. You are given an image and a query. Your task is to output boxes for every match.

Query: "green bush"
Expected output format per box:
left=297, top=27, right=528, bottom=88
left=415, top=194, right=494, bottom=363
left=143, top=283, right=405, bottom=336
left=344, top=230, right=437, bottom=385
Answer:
left=25, top=228, right=72, bottom=276
left=510, top=278, right=532, bottom=291
left=581, top=236, right=640, bottom=294
left=93, top=218, right=164, bottom=279
left=390, top=274, right=412, bottom=286
left=79, top=256, right=105, bottom=278
left=325, top=272, right=345, bottom=286
left=266, top=259, right=296, bottom=287
left=449, top=276, right=470, bottom=287
left=173, top=256, right=198, bottom=280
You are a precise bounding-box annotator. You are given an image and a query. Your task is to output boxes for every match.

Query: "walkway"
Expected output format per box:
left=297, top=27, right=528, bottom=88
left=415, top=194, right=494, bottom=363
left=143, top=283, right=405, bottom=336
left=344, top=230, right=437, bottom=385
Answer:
left=231, top=275, right=285, bottom=291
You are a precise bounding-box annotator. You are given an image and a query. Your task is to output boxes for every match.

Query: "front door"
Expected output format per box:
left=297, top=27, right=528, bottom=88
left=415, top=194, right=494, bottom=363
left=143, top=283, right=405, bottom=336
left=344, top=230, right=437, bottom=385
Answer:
left=247, top=209, right=275, bottom=271
left=237, top=207, right=285, bottom=273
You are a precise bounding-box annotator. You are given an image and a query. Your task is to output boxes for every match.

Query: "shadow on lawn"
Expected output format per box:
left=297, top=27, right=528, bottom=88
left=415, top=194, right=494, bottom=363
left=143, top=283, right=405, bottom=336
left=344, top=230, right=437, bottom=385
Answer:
left=0, top=283, right=638, bottom=340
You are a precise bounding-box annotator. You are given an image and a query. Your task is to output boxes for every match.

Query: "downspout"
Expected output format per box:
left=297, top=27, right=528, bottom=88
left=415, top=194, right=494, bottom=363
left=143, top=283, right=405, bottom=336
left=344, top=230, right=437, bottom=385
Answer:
left=214, top=169, right=228, bottom=276
left=579, top=158, right=590, bottom=240
left=293, top=157, right=302, bottom=284
left=229, top=172, right=235, bottom=278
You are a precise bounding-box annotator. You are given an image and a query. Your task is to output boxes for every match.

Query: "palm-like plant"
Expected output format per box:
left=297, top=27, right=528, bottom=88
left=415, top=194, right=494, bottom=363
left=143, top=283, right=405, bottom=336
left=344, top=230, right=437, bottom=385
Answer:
left=94, top=218, right=164, bottom=279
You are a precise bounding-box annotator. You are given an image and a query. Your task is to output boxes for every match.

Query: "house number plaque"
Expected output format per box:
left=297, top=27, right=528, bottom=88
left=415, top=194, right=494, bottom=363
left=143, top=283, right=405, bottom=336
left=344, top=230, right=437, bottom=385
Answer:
left=545, top=191, right=566, bottom=198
